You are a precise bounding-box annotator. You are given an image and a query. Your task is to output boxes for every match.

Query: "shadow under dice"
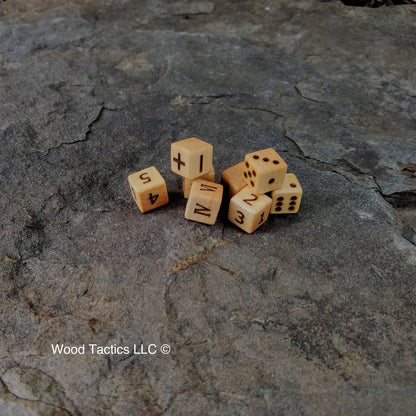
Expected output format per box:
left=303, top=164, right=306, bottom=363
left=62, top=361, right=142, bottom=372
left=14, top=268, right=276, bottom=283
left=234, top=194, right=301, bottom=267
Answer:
left=128, top=166, right=169, bottom=213
left=185, top=180, right=223, bottom=225
left=228, top=186, right=272, bottom=233
left=243, top=148, right=287, bottom=194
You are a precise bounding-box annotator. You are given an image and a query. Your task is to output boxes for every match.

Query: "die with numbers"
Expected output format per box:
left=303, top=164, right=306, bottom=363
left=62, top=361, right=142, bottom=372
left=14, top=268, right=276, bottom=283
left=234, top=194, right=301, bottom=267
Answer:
left=183, top=168, right=215, bottom=199
left=185, top=179, right=223, bottom=225
left=228, top=186, right=272, bottom=233
left=128, top=166, right=169, bottom=213
left=221, top=161, right=247, bottom=198
left=171, top=137, right=213, bottom=179
left=270, top=173, right=303, bottom=214
left=243, top=148, right=287, bottom=194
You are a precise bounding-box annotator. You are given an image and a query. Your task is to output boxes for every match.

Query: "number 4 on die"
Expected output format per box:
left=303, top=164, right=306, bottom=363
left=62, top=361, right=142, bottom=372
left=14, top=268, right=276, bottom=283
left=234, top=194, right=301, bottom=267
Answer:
left=128, top=166, right=169, bottom=213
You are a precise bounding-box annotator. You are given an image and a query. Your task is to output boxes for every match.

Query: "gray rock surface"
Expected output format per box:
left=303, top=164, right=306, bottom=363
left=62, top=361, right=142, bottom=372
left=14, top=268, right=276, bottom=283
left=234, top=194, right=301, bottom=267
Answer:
left=0, top=1, right=415, bottom=415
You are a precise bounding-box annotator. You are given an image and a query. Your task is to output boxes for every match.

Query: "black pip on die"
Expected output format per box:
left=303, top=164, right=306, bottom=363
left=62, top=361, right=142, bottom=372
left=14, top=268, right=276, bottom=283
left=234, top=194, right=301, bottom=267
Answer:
left=128, top=138, right=303, bottom=232
left=270, top=173, right=303, bottom=214
left=243, top=148, right=287, bottom=194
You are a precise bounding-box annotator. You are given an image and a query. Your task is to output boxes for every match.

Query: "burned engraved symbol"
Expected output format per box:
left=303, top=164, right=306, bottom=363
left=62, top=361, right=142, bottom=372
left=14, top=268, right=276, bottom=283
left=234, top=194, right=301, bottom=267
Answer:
left=148, top=193, right=159, bottom=204
left=243, top=194, right=258, bottom=206
left=235, top=210, right=245, bottom=224
left=200, top=155, right=203, bottom=173
left=258, top=211, right=265, bottom=224
left=194, top=203, right=211, bottom=217
left=139, top=172, right=151, bottom=184
left=200, top=183, right=217, bottom=192
left=173, top=153, right=185, bottom=170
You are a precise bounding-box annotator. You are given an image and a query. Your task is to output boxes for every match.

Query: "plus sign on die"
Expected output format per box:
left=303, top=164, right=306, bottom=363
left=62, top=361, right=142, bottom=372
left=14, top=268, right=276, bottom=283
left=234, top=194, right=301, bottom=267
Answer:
left=171, top=137, right=213, bottom=179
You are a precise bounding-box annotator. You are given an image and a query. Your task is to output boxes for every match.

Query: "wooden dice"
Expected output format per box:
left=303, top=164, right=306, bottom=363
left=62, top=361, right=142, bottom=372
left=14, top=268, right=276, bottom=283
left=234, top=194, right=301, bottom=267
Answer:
left=171, top=137, right=222, bottom=225
left=228, top=186, right=272, bottom=233
left=128, top=166, right=169, bottom=213
left=221, top=162, right=246, bottom=198
left=185, top=180, right=223, bottom=225
left=243, top=148, right=287, bottom=194
left=183, top=168, right=215, bottom=199
left=129, top=139, right=303, bottom=231
left=171, top=137, right=213, bottom=179
left=271, top=173, right=303, bottom=214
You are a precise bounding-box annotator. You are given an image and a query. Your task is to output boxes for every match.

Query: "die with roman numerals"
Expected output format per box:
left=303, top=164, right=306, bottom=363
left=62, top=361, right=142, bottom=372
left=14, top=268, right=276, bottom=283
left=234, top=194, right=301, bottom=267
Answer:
left=171, top=137, right=213, bottom=179
left=185, top=179, right=223, bottom=225
left=128, top=166, right=169, bottom=213
left=228, top=186, right=272, bottom=233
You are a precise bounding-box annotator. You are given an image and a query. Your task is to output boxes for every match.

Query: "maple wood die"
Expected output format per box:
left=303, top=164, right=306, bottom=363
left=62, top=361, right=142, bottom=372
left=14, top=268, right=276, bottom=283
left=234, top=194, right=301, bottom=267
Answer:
left=185, top=180, right=223, bottom=225
left=243, top=148, right=287, bottom=194
left=221, top=161, right=246, bottom=198
left=228, top=186, right=272, bottom=233
left=182, top=168, right=215, bottom=199
left=171, top=137, right=213, bottom=179
left=128, top=166, right=169, bottom=213
left=270, top=173, right=303, bottom=214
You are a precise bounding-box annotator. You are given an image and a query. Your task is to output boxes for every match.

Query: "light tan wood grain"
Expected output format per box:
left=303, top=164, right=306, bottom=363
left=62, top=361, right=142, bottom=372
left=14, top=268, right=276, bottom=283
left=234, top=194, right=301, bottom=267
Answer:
left=185, top=179, right=223, bottom=225
left=128, top=166, right=169, bottom=213
left=171, top=137, right=213, bottom=179
left=228, top=186, right=272, bottom=233
left=243, top=148, right=287, bottom=194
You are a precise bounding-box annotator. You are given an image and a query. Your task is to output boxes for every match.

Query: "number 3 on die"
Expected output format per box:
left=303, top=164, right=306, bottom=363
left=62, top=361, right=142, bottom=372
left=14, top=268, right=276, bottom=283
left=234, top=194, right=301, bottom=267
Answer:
left=228, top=186, right=272, bottom=233
left=235, top=210, right=245, bottom=224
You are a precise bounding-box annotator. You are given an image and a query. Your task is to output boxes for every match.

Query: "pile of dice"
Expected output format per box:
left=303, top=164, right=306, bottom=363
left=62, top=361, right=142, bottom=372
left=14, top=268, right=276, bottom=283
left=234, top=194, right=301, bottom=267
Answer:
left=128, top=137, right=302, bottom=233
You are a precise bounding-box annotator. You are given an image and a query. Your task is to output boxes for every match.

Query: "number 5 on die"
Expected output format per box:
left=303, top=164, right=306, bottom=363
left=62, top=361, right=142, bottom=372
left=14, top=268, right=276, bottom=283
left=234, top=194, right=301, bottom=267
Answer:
left=128, top=166, right=169, bottom=213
